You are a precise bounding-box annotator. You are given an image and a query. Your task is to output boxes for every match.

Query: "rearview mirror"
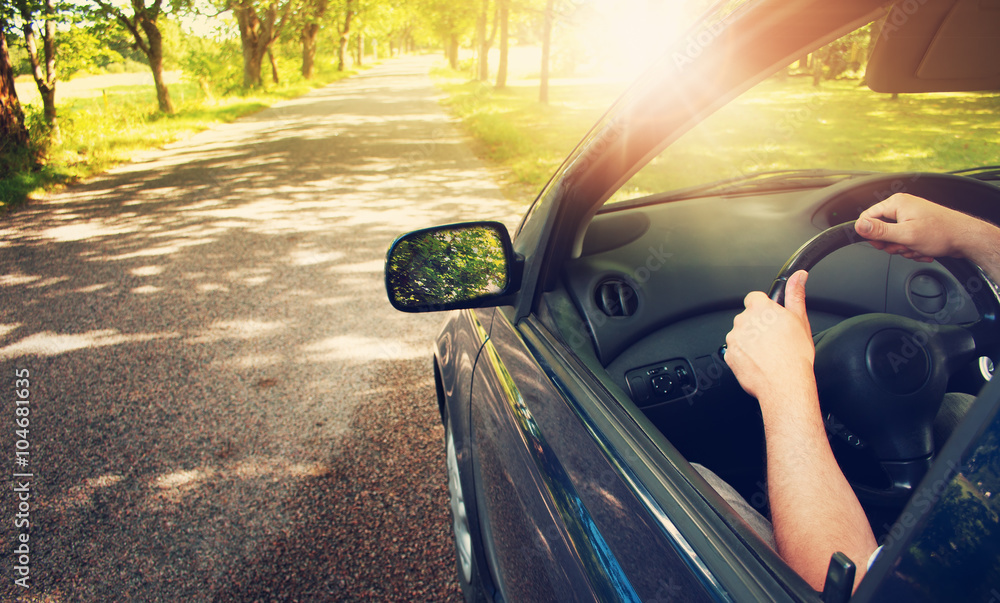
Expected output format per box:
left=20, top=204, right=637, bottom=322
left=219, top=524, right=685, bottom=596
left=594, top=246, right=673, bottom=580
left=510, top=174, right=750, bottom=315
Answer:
left=385, top=221, right=521, bottom=312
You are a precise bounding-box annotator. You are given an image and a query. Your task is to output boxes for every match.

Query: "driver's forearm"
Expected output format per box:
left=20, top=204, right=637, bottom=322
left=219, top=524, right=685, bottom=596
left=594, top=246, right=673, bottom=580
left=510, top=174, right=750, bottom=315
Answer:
left=759, top=381, right=878, bottom=592
left=960, top=218, right=1000, bottom=286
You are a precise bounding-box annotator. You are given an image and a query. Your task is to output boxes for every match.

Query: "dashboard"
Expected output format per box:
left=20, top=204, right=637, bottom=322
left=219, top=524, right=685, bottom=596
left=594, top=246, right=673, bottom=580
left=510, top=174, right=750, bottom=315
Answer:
left=553, top=172, right=1000, bottom=493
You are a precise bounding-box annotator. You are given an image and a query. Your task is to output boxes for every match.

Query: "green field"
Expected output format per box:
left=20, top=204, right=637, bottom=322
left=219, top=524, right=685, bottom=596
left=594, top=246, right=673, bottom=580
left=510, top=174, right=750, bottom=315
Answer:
left=435, top=70, right=1000, bottom=205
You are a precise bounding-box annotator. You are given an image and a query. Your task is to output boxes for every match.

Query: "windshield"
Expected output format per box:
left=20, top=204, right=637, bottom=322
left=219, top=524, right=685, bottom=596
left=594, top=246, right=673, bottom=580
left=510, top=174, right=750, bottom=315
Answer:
left=609, top=20, right=1000, bottom=205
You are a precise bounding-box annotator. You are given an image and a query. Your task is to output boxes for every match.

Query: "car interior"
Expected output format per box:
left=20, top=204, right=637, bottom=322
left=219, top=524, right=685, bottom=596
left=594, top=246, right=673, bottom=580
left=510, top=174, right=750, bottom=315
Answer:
left=532, top=6, right=1000, bottom=559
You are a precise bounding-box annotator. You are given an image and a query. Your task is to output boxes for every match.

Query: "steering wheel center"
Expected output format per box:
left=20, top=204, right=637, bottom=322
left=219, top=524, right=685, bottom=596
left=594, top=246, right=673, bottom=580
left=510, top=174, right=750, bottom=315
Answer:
left=865, top=328, right=931, bottom=396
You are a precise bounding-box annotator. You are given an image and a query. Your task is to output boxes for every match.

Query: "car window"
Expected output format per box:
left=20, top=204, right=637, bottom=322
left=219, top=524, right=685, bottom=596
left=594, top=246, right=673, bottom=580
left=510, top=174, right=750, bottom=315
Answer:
left=607, top=19, right=1000, bottom=205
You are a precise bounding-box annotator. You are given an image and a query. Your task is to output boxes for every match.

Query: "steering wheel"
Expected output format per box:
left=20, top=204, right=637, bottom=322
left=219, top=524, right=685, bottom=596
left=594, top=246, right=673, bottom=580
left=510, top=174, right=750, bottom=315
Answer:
left=769, top=221, right=1000, bottom=507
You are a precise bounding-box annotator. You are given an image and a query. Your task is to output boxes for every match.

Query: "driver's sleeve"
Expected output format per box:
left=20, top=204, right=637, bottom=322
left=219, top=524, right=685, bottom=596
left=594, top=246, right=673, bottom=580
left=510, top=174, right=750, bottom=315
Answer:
left=692, top=463, right=776, bottom=550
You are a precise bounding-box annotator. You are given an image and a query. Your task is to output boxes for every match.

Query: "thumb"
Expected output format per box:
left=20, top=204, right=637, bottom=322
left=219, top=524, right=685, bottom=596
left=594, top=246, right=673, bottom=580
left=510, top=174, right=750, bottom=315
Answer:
left=784, top=269, right=809, bottom=323
left=856, top=216, right=895, bottom=243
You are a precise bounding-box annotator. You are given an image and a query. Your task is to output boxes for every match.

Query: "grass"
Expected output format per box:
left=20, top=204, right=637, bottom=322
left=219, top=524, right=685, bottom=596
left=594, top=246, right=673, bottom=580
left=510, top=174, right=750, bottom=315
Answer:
left=433, top=68, right=627, bottom=203
left=433, top=70, right=1000, bottom=204
left=0, top=65, right=361, bottom=211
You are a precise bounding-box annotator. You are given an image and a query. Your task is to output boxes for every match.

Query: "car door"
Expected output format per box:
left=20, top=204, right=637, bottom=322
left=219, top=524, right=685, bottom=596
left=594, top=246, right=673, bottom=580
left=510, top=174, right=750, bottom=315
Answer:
left=468, top=304, right=756, bottom=602
left=853, top=375, right=1000, bottom=602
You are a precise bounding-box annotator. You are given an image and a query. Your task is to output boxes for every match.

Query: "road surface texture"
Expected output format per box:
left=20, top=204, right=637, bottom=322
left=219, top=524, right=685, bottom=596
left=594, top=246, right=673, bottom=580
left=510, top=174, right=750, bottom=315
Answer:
left=0, top=55, right=525, bottom=601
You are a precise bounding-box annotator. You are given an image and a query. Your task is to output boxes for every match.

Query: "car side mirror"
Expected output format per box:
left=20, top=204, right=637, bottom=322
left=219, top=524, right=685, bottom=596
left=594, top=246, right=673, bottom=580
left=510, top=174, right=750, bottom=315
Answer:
left=384, top=221, right=522, bottom=313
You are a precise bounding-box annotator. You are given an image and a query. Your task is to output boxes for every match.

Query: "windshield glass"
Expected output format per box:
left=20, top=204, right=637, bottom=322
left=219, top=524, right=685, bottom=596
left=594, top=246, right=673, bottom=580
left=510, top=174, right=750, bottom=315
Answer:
left=609, top=20, right=1000, bottom=205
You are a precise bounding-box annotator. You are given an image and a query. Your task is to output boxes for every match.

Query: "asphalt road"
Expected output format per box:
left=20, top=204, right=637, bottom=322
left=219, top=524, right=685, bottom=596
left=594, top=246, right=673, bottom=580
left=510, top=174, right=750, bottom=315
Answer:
left=0, top=55, right=524, bottom=601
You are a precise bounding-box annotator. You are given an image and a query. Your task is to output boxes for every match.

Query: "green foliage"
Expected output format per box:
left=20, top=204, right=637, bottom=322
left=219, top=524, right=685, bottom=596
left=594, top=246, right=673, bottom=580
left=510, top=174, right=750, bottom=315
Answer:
left=94, top=18, right=149, bottom=66
left=57, top=25, right=127, bottom=77
left=6, top=35, right=31, bottom=76
left=415, top=0, right=477, bottom=45
left=180, top=34, right=243, bottom=95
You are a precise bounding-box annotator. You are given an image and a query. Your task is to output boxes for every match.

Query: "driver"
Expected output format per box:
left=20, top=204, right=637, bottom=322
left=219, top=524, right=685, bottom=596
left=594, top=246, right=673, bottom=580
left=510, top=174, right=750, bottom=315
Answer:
left=721, top=193, right=1000, bottom=591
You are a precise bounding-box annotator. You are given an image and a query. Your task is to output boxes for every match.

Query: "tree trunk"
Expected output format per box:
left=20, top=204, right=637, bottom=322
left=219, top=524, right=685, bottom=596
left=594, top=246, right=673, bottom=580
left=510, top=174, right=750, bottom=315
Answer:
left=540, top=0, right=554, bottom=103
left=233, top=1, right=288, bottom=89
left=477, top=0, right=489, bottom=81
left=301, top=31, right=317, bottom=79
left=447, top=35, right=459, bottom=70
left=235, top=5, right=264, bottom=88
left=357, top=30, right=363, bottom=66
left=18, top=0, right=60, bottom=137
left=301, top=23, right=319, bottom=78
left=268, top=48, right=279, bottom=84
left=299, top=0, right=327, bottom=78
left=140, top=19, right=175, bottom=113
left=0, top=27, right=30, bottom=168
left=338, top=0, right=355, bottom=71
left=496, top=0, right=509, bottom=89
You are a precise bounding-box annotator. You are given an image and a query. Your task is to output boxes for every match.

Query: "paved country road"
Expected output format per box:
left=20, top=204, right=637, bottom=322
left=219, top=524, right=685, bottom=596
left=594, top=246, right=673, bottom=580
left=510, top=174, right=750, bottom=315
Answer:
left=0, top=55, right=524, bottom=601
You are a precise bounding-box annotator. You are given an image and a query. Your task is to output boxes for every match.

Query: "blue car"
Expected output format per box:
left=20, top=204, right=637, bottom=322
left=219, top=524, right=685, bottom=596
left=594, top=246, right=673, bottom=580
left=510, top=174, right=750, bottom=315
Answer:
left=386, top=0, right=1000, bottom=600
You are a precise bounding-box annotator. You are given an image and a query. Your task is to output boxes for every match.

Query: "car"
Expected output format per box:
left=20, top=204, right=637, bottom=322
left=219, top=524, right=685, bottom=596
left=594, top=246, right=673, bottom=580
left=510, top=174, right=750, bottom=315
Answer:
left=385, top=0, right=1000, bottom=600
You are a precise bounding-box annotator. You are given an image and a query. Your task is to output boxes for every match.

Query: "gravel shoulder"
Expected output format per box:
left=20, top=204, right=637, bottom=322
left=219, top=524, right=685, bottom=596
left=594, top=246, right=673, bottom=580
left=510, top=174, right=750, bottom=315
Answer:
left=0, top=55, right=523, bottom=601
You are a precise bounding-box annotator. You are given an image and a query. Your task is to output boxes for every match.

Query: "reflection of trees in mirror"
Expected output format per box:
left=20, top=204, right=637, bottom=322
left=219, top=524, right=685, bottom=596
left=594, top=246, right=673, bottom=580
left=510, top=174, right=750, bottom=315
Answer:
left=389, top=226, right=508, bottom=309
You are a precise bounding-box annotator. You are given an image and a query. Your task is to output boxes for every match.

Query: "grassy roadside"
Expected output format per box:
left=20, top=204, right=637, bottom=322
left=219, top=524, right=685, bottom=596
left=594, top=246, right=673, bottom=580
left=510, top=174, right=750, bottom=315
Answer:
left=0, top=65, right=362, bottom=211
left=432, top=67, right=626, bottom=204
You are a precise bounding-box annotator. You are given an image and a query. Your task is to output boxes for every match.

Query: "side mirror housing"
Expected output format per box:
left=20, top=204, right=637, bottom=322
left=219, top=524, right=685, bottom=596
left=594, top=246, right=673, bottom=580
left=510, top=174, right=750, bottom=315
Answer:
left=385, top=221, right=522, bottom=313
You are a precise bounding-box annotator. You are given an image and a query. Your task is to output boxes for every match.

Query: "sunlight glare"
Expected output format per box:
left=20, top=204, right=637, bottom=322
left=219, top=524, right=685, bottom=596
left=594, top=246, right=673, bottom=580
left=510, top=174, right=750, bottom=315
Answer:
left=575, top=0, right=689, bottom=80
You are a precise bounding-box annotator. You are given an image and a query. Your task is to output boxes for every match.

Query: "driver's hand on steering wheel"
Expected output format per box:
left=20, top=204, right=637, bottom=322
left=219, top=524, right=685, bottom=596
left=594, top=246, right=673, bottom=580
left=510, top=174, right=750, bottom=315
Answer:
left=857, top=193, right=1000, bottom=282
left=724, top=269, right=816, bottom=411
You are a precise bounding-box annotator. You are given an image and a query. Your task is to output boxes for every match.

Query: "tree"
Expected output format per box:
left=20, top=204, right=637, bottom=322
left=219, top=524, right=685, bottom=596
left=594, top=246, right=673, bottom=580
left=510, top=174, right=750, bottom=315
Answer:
left=358, top=0, right=416, bottom=60
left=298, top=0, right=326, bottom=78
left=495, top=0, right=508, bottom=88
left=1, top=24, right=31, bottom=173
left=336, top=0, right=354, bottom=71
left=539, top=0, right=553, bottom=103
left=15, top=0, right=58, bottom=139
left=416, top=0, right=476, bottom=70
left=475, top=0, right=497, bottom=81
left=354, top=15, right=363, bottom=66
left=92, top=0, right=176, bottom=113
left=228, top=0, right=294, bottom=88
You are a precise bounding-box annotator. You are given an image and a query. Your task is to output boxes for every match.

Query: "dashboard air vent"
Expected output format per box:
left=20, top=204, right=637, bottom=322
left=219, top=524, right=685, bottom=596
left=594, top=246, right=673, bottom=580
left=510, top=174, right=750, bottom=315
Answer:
left=595, top=279, right=639, bottom=317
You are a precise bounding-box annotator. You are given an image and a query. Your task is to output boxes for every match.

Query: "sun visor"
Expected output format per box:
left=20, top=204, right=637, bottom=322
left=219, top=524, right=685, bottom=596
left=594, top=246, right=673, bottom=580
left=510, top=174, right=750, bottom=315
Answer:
left=867, top=0, right=1000, bottom=93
